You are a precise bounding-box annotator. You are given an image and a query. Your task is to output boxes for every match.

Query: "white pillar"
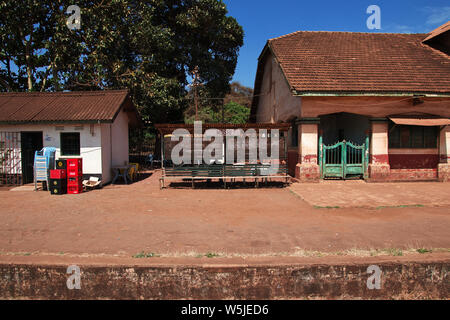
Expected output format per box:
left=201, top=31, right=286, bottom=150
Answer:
left=296, top=120, right=320, bottom=181
left=438, top=125, right=450, bottom=181
left=368, top=120, right=390, bottom=181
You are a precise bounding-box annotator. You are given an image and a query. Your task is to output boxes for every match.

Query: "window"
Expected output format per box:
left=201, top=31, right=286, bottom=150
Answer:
left=389, top=124, right=438, bottom=148
left=60, top=132, right=80, bottom=156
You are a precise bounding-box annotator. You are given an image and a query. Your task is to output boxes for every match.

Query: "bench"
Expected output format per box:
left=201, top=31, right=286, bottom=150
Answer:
left=160, top=164, right=290, bottom=189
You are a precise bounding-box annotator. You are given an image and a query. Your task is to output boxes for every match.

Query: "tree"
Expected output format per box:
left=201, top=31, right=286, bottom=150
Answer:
left=184, top=81, right=252, bottom=124
left=0, top=0, right=244, bottom=124
left=185, top=101, right=250, bottom=124
left=224, top=81, right=253, bottom=108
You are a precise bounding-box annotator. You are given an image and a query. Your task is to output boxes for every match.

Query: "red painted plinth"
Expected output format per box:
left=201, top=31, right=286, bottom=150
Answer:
left=295, top=164, right=320, bottom=182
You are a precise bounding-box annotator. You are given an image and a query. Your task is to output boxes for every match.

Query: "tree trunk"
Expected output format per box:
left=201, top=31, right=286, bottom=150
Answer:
left=24, top=39, right=33, bottom=91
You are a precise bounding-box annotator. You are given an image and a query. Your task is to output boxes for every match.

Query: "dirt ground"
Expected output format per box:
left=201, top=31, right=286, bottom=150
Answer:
left=0, top=171, right=449, bottom=261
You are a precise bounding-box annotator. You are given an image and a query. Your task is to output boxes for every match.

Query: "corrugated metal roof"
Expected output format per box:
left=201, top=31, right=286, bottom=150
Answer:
left=0, top=90, right=135, bottom=124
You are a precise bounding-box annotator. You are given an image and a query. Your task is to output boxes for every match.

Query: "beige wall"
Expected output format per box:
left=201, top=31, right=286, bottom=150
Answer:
left=100, top=124, right=112, bottom=183
left=301, top=96, right=450, bottom=118
left=298, top=124, right=318, bottom=164
left=256, top=52, right=302, bottom=123
left=111, top=108, right=130, bottom=167
left=370, top=122, right=389, bottom=163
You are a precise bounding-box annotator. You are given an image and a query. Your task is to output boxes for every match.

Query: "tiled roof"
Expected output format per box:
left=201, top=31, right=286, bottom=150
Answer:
left=423, top=21, right=450, bottom=42
left=267, top=31, right=450, bottom=94
left=0, top=90, right=137, bottom=124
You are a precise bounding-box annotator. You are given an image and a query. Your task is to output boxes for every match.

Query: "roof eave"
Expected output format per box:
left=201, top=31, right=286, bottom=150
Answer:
left=0, top=120, right=114, bottom=125
left=292, top=91, right=450, bottom=97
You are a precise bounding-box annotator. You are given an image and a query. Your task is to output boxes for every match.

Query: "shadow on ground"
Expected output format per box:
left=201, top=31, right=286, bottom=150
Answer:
left=168, top=180, right=288, bottom=189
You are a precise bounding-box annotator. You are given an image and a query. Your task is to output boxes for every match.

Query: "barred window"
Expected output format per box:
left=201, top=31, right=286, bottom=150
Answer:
left=61, top=132, right=80, bottom=156
left=389, top=124, right=437, bottom=149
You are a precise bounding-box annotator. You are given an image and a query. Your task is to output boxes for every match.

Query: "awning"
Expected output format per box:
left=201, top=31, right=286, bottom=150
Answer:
left=389, top=117, right=450, bottom=126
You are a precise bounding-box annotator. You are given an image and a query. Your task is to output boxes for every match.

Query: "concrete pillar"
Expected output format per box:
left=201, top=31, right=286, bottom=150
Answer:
left=438, top=125, right=450, bottom=182
left=295, top=120, right=320, bottom=182
left=368, top=120, right=390, bottom=181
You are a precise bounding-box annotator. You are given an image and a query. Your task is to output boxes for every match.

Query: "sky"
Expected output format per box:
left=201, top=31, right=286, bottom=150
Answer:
left=223, top=0, right=450, bottom=88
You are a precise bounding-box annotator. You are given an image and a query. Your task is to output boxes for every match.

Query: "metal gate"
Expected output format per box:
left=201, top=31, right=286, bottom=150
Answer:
left=319, top=137, right=369, bottom=179
left=0, top=132, right=22, bottom=185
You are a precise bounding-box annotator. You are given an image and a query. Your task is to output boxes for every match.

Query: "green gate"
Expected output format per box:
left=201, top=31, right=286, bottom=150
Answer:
left=319, top=136, right=369, bottom=179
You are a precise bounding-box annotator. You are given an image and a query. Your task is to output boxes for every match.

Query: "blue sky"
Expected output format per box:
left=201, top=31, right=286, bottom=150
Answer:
left=223, top=0, right=450, bottom=88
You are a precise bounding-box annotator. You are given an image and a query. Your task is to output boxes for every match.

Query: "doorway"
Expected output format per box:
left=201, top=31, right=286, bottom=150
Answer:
left=320, top=113, right=370, bottom=145
left=21, top=132, right=43, bottom=184
left=319, top=113, right=370, bottom=180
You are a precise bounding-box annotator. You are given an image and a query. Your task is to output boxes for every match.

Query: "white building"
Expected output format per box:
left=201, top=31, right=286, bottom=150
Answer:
left=0, top=90, right=141, bottom=185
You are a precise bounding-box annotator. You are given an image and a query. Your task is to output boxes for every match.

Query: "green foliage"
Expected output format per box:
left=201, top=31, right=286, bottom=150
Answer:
left=224, top=101, right=251, bottom=124
left=184, top=81, right=252, bottom=124
left=387, top=248, right=403, bottom=256
left=185, top=101, right=249, bottom=124
left=205, top=252, right=220, bottom=258
left=417, top=248, right=432, bottom=254
left=0, top=0, right=244, bottom=124
left=224, top=81, right=253, bottom=108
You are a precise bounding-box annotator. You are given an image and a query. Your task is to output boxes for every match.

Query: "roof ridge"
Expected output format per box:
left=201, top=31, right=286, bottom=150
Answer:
left=269, top=30, right=428, bottom=42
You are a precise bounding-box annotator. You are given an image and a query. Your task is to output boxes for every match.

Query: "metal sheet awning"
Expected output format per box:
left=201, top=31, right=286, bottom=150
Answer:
left=389, top=117, right=450, bottom=126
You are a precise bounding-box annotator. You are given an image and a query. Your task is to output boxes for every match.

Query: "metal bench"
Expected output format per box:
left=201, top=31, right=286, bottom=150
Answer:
left=160, top=164, right=290, bottom=189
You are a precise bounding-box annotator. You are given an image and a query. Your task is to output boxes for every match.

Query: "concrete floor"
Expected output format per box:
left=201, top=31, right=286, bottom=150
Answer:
left=289, top=180, right=450, bottom=208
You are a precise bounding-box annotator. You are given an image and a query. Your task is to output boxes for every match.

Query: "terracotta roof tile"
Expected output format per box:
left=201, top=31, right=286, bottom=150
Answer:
left=268, top=31, right=450, bottom=94
left=0, top=90, right=134, bottom=124
left=423, top=21, right=450, bottom=42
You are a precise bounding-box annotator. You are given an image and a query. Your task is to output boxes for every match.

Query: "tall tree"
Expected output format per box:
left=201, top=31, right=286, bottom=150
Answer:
left=224, top=81, right=253, bottom=108
left=184, top=81, right=253, bottom=123
left=0, top=0, right=244, bottom=123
